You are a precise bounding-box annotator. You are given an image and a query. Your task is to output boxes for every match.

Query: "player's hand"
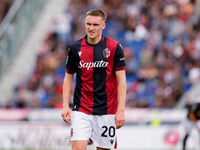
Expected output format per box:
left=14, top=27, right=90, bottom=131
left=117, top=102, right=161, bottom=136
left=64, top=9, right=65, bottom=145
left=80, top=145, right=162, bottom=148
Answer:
left=61, top=106, right=71, bottom=123
left=115, top=109, right=125, bottom=129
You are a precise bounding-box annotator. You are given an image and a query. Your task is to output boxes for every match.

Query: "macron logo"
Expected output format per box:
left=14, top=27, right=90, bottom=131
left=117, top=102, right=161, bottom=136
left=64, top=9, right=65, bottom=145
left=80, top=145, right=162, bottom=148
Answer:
left=110, top=139, right=114, bottom=144
left=78, top=51, right=82, bottom=57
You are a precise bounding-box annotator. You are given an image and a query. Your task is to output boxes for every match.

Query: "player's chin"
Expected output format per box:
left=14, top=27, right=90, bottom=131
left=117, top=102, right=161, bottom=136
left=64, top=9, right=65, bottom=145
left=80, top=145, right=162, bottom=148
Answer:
left=87, top=34, right=96, bottom=39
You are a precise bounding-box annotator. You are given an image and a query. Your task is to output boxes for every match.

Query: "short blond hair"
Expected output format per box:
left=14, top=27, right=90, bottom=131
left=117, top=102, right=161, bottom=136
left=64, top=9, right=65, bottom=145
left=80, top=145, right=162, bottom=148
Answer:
left=86, top=9, right=106, bottom=22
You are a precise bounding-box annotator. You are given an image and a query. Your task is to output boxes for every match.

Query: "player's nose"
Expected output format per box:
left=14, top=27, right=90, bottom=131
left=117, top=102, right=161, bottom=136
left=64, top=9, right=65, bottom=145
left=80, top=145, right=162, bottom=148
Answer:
left=89, top=25, right=94, bottom=30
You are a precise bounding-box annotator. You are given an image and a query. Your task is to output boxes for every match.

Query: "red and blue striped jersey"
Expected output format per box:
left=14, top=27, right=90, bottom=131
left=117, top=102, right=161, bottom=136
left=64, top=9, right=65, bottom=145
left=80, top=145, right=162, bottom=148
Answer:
left=66, top=35, right=126, bottom=115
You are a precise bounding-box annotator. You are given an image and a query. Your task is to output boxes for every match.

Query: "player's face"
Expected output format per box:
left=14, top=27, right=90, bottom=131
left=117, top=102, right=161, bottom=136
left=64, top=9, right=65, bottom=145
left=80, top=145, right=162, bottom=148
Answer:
left=85, top=15, right=105, bottom=44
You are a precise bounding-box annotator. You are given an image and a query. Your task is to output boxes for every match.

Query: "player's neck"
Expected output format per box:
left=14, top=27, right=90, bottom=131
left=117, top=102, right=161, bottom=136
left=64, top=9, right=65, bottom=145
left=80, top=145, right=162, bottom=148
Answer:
left=87, top=35, right=102, bottom=44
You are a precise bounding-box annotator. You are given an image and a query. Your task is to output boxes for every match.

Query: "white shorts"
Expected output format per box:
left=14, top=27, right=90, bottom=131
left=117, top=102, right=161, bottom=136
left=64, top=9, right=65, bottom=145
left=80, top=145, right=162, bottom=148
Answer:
left=70, top=111, right=117, bottom=149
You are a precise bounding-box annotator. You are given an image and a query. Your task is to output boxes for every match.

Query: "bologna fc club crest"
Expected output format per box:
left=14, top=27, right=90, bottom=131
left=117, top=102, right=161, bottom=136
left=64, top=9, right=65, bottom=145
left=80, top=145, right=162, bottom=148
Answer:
left=103, top=48, right=110, bottom=58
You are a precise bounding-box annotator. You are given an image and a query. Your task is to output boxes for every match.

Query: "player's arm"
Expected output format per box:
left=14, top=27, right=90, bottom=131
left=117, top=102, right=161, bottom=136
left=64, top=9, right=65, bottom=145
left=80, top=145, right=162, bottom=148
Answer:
left=61, top=72, right=74, bottom=123
left=189, top=112, right=197, bottom=122
left=188, top=112, right=200, bottom=132
left=115, top=70, right=126, bottom=129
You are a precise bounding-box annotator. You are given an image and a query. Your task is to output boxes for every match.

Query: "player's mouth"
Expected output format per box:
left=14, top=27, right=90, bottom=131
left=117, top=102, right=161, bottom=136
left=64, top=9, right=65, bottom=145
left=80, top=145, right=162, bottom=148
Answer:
left=89, top=31, right=94, bottom=35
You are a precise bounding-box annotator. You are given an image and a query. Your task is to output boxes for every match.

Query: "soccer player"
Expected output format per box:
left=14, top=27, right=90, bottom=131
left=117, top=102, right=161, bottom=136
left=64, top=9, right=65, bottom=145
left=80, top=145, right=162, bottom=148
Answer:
left=183, top=101, right=200, bottom=150
left=61, top=9, right=126, bottom=150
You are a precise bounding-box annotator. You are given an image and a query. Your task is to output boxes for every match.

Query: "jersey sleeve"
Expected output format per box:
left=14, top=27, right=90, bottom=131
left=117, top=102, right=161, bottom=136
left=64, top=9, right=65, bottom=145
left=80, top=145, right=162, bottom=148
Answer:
left=66, top=46, right=76, bottom=74
left=114, top=43, right=126, bottom=71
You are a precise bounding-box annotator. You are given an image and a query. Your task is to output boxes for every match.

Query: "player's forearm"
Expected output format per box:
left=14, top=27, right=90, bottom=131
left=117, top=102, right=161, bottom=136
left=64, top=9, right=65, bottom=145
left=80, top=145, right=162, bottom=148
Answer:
left=117, top=79, right=126, bottom=111
left=63, top=74, right=73, bottom=108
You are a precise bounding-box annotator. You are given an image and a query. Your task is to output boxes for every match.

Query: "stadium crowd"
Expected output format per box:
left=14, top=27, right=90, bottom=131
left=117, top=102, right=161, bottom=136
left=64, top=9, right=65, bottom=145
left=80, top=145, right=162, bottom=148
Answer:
left=5, top=0, right=200, bottom=109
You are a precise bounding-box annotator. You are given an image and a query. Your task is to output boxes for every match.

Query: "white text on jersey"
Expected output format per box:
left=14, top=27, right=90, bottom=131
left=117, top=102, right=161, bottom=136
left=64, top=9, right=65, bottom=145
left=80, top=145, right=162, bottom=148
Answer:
left=78, top=60, right=109, bottom=70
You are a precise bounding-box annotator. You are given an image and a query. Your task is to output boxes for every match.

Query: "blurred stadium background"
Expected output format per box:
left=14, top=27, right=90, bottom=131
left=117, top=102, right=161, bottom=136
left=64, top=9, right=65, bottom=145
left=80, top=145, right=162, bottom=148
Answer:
left=1, top=0, right=200, bottom=149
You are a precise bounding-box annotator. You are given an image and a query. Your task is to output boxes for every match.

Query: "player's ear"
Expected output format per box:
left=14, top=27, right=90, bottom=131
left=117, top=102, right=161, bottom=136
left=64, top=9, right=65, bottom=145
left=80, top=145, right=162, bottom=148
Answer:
left=102, top=23, right=106, bottom=29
